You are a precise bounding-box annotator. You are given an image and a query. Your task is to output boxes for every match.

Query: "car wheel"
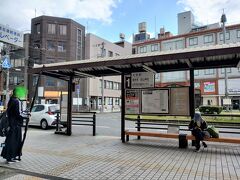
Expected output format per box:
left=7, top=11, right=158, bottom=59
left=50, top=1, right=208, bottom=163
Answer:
left=41, top=119, right=48, bottom=130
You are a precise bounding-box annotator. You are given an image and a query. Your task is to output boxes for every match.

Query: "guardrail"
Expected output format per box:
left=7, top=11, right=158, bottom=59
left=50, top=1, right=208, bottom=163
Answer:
left=55, top=112, right=96, bottom=136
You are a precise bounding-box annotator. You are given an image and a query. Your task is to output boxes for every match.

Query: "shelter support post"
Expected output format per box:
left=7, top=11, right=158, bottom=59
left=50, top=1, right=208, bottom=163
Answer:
left=66, top=76, right=73, bottom=136
left=189, top=68, right=195, bottom=119
left=189, top=68, right=195, bottom=146
left=121, top=73, right=125, bottom=143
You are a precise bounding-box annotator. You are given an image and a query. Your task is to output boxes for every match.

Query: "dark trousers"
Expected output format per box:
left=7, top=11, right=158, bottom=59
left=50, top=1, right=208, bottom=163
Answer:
left=192, top=128, right=204, bottom=150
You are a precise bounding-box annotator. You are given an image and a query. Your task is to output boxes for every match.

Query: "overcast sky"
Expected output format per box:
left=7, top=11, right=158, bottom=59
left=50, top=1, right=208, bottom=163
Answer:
left=1, top=0, right=240, bottom=42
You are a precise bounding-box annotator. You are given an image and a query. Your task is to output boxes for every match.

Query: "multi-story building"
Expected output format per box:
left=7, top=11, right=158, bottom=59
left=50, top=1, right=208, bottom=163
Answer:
left=132, top=11, right=240, bottom=109
left=79, top=33, right=132, bottom=112
left=30, top=15, right=85, bottom=103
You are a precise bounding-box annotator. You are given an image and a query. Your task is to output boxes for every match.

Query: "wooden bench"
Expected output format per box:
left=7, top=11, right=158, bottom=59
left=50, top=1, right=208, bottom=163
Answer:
left=125, top=130, right=240, bottom=148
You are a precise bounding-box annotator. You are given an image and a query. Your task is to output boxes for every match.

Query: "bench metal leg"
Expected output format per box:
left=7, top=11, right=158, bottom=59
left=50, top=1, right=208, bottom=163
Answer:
left=126, top=135, right=129, bottom=142
left=179, top=134, right=188, bottom=148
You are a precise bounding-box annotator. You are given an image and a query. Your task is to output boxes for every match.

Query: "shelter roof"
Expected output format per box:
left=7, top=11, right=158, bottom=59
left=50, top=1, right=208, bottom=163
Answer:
left=29, top=43, right=240, bottom=80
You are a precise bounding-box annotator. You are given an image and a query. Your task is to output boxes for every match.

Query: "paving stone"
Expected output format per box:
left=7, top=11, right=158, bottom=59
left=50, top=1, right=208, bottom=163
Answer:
left=0, top=128, right=239, bottom=180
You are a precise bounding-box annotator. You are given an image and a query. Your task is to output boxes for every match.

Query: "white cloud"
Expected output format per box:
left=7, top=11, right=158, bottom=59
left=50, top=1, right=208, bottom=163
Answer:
left=177, top=0, right=240, bottom=25
left=0, top=0, right=119, bottom=31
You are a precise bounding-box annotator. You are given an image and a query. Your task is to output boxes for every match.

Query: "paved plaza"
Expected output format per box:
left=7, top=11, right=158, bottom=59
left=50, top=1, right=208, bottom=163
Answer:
left=0, top=113, right=239, bottom=180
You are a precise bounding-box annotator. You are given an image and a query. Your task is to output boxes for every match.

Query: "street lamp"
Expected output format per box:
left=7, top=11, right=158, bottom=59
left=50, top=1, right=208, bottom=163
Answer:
left=221, top=10, right=229, bottom=111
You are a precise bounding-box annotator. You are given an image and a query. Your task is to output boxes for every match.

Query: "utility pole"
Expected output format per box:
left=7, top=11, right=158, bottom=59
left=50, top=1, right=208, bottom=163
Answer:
left=24, top=34, right=30, bottom=89
left=221, top=10, right=229, bottom=111
left=100, top=42, right=105, bottom=113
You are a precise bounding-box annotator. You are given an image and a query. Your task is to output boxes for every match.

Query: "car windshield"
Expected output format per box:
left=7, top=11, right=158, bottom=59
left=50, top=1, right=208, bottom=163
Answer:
left=48, top=106, right=58, bottom=112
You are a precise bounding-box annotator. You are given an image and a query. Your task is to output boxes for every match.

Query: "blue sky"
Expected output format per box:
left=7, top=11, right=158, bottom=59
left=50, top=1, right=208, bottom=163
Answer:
left=85, top=0, right=182, bottom=42
left=0, top=0, right=240, bottom=43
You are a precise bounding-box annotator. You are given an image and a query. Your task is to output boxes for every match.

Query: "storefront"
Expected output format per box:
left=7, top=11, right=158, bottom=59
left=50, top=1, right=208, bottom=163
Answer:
left=218, top=78, right=240, bottom=109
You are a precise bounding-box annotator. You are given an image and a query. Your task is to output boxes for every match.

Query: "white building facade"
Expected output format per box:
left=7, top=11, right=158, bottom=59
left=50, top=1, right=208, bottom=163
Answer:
left=79, top=33, right=132, bottom=112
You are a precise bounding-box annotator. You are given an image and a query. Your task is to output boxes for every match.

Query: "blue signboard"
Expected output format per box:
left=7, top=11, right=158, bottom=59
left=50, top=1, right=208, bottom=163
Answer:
left=2, top=56, right=11, bottom=69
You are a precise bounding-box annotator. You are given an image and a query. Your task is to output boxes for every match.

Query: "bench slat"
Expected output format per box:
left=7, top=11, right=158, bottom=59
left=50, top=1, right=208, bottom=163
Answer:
left=125, top=131, right=179, bottom=139
left=125, top=131, right=240, bottom=144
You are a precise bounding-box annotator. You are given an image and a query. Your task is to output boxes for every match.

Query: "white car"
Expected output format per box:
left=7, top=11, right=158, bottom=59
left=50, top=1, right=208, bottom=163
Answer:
left=29, top=104, right=60, bottom=129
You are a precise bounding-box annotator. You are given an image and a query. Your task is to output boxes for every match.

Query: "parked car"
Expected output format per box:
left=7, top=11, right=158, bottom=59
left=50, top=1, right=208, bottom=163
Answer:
left=29, top=104, right=60, bottom=129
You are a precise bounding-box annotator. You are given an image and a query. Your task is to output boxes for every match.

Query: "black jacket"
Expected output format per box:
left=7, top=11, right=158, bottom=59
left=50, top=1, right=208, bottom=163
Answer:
left=188, top=119, right=207, bottom=131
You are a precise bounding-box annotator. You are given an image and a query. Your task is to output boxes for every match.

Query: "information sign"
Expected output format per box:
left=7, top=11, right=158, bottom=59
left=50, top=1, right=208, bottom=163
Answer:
left=141, top=89, right=169, bottom=113
left=131, top=72, right=154, bottom=88
left=125, top=89, right=140, bottom=114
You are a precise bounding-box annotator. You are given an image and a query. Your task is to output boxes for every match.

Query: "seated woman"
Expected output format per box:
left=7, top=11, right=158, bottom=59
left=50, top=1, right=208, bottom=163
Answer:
left=189, top=112, right=208, bottom=152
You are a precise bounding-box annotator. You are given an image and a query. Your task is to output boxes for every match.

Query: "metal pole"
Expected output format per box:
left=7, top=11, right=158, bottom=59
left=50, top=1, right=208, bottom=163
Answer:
left=24, top=34, right=29, bottom=89
left=189, top=68, right=195, bottom=119
left=100, top=42, right=105, bottom=113
left=222, top=12, right=229, bottom=111
left=101, top=77, right=104, bottom=112
left=66, top=76, right=73, bottom=136
left=121, top=73, right=125, bottom=142
left=5, top=69, right=9, bottom=108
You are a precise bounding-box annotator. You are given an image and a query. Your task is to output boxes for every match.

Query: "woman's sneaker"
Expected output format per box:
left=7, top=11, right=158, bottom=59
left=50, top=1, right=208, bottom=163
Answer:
left=202, top=142, right=207, bottom=148
left=12, top=158, right=21, bottom=162
left=6, top=160, right=16, bottom=164
left=195, top=148, right=201, bottom=152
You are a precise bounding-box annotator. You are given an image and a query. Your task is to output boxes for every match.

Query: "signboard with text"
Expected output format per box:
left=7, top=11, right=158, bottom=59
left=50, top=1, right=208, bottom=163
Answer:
left=204, top=82, right=215, bottom=93
left=125, top=89, right=140, bottom=114
left=131, top=72, right=154, bottom=88
left=141, top=89, right=169, bottom=114
left=0, top=23, right=23, bottom=47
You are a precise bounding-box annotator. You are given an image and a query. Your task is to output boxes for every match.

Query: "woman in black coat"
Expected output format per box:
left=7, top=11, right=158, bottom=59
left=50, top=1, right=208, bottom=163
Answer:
left=189, top=112, right=208, bottom=152
left=1, top=94, right=23, bottom=163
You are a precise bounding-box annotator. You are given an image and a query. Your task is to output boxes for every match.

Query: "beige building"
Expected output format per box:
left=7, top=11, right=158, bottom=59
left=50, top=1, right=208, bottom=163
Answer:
left=78, top=33, right=132, bottom=112
left=132, top=11, right=240, bottom=109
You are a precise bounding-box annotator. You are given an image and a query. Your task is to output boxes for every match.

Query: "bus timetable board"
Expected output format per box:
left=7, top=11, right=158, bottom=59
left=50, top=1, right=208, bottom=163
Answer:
left=125, top=89, right=140, bottom=114
left=141, top=89, right=169, bottom=114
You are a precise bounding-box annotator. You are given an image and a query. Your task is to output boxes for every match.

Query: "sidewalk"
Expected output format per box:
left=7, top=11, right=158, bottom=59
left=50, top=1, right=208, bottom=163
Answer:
left=0, top=127, right=240, bottom=180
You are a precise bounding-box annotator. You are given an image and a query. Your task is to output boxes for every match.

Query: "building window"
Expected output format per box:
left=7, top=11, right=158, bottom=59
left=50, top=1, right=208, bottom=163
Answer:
left=194, top=70, right=199, bottom=76
left=115, top=53, right=119, bottom=56
left=115, top=98, right=120, bottom=105
left=48, top=24, right=56, bottom=34
left=98, top=97, right=102, bottom=105
left=237, top=30, right=240, bottom=38
left=113, top=82, right=119, bottom=90
left=45, top=59, right=55, bottom=64
left=99, top=79, right=103, bottom=89
left=219, top=32, right=230, bottom=41
left=189, top=37, right=198, bottom=46
left=221, top=68, right=231, bottom=74
left=59, top=25, right=67, bottom=35
left=108, top=51, right=113, bottom=57
left=108, top=97, right=113, bottom=105
left=204, top=34, right=213, bottom=43
left=57, top=41, right=66, bottom=52
left=45, top=77, right=56, bottom=86
left=140, top=46, right=147, bottom=53
left=204, top=69, right=215, bottom=75
left=47, top=41, right=55, bottom=51
left=35, top=23, right=40, bottom=34
left=77, top=29, right=82, bottom=60
left=151, top=44, right=158, bottom=52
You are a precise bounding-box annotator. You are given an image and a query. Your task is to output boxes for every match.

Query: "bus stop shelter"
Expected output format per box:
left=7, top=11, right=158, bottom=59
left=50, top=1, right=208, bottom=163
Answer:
left=29, top=43, right=240, bottom=141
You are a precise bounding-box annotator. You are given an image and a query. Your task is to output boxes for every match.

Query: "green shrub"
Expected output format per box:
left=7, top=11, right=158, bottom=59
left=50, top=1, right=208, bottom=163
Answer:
left=199, top=106, right=223, bottom=114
